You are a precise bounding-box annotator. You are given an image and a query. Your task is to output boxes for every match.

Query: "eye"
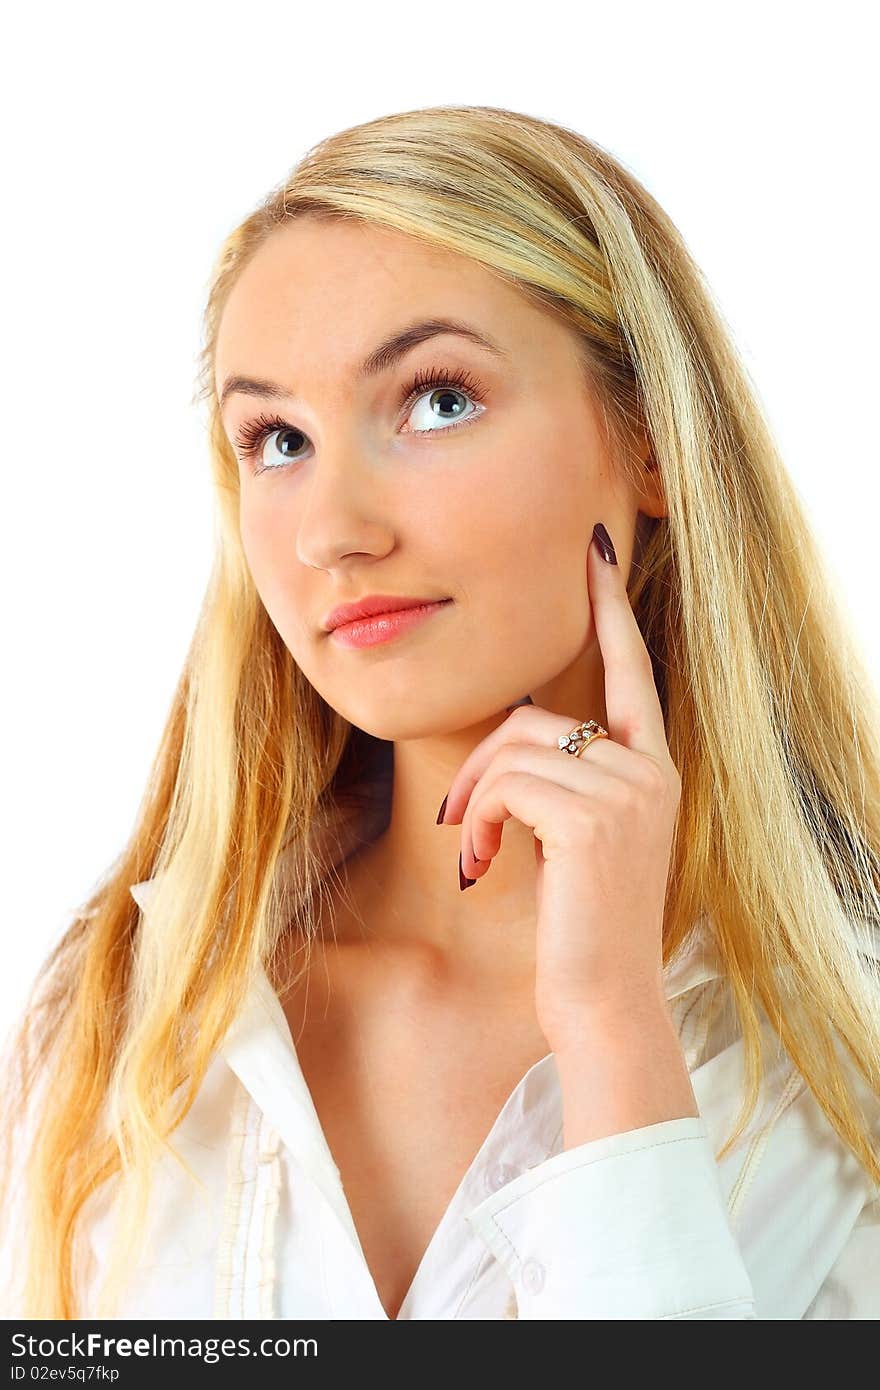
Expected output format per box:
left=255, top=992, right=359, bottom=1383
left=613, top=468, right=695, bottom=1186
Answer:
left=399, top=364, right=486, bottom=436
left=232, top=362, right=487, bottom=475
left=233, top=412, right=308, bottom=475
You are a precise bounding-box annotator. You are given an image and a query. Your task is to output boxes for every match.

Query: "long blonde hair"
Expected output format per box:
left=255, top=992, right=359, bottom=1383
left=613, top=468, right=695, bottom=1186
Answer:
left=3, top=104, right=879, bottom=1318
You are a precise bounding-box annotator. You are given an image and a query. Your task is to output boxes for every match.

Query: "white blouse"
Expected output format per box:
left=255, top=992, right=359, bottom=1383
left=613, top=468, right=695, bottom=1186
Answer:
left=57, top=875, right=877, bottom=1321
left=4, top=797, right=879, bottom=1322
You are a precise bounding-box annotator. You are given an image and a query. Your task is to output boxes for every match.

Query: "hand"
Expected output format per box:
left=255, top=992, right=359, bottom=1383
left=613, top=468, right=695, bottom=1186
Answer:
left=437, top=523, right=683, bottom=1049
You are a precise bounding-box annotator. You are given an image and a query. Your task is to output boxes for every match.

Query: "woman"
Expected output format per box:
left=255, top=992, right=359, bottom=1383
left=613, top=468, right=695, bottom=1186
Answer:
left=2, top=104, right=879, bottom=1321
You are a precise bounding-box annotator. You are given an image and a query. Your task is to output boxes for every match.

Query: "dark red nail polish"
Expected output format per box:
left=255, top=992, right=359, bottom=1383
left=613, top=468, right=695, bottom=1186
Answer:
left=459, top=853, right=475, bottom=890
left=436, top=793, right=448, bottom=825
left=593, top=522, right=618, bottom=564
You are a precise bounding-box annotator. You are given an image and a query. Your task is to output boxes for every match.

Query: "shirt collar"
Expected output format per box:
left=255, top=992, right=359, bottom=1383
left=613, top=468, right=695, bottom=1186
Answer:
left=127, top=750, right=880, bottom=1271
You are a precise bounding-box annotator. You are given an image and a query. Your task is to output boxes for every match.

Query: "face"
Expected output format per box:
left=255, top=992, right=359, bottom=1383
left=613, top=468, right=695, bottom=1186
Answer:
left=214, top=216, right=662, bottom=741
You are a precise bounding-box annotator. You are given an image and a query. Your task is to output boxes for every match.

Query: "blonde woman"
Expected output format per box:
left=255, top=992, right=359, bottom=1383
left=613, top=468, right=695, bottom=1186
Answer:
left=2, top=104, right=879, bottom=1322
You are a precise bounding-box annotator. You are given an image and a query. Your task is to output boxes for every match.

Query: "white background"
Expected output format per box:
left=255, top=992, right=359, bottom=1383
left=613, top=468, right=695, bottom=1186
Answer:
left=2, top=0, right=877, bottom=1033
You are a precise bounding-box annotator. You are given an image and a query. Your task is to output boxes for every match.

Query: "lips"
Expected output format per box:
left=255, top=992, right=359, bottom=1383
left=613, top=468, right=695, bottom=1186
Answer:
left=323, top=594, right=451, bottom=632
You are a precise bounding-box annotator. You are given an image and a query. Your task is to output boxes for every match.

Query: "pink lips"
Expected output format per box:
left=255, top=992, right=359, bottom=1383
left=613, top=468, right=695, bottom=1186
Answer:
left=323, top=593, right=450, bottom=631
left=328, top=600, right=453, bottom=648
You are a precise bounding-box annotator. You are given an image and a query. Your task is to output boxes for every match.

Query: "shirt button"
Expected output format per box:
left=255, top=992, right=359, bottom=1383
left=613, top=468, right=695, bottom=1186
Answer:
left=485, top=1160, right=518, bottom=1193
left=521, top=1258, right=546, bottom=1294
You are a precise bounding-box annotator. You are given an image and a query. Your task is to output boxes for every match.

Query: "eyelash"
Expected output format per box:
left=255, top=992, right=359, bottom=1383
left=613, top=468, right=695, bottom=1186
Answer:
left=232, top=363, right=488, bottom=475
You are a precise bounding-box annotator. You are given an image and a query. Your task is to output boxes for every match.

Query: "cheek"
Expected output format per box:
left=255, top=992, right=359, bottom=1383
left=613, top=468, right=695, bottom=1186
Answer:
left=461, top=428, right=595, bottom=650
left=472, top=422, right=592, bottom=580
left=240, top=502, right=284, bottom=585
left=239, top=501, right=310, bottom=635
left=488, top=507, right=568, bottom=618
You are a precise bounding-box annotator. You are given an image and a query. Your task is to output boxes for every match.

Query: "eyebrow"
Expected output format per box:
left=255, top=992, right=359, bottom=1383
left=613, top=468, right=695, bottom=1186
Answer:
left=218, top=317, right=508, bottom=413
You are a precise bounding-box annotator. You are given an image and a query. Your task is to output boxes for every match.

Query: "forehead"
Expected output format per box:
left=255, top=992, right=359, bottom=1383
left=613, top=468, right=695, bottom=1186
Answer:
left=213, top=216, right=578, bottom=395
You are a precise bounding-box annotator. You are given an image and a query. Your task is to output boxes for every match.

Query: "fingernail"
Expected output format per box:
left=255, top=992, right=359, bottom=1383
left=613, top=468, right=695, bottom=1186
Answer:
left=436, top=793, right=448, bottom=825
left=505, top=694, right=534, bottom=711
left=593, top=522, right=618, bottom=564
left=459, top=852, right=476, bottom=890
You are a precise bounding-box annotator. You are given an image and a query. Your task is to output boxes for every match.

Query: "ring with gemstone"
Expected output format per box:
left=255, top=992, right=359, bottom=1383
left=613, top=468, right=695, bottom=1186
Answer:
left=558, top=719, right=609, bottom=757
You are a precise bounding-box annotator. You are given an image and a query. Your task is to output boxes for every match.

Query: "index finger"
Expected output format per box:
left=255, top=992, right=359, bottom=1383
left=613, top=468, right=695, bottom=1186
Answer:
left=589, top=523, right=668, bottom=760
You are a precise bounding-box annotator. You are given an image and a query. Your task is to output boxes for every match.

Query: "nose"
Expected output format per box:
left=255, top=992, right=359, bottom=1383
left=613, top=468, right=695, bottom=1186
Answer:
left=293, top=442, right=396, bottom=572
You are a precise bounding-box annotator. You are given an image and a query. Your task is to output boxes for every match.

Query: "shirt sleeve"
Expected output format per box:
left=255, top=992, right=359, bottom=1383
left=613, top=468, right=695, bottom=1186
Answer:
left=801, top=1191, right=880, bottom=1319
left=463, top=1115, right=758, bottom=1319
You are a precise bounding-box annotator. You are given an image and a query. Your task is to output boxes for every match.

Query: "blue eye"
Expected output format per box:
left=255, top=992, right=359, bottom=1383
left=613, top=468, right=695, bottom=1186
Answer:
left=399, top=364, right=485, bottom=436
left=233, top=362, right=487, bottom=475
left=233, top=414, right=309, bottom=474
left=407, top=384, right=472, bottom=431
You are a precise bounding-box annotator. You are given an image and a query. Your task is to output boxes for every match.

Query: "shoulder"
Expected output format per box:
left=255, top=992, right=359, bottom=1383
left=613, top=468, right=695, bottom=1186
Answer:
left=79, top=1052, right=245, bottom=1317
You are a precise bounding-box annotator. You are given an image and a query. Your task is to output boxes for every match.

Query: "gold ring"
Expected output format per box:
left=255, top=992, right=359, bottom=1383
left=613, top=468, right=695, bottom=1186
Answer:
left=557, top=719, right=609, bottom=757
